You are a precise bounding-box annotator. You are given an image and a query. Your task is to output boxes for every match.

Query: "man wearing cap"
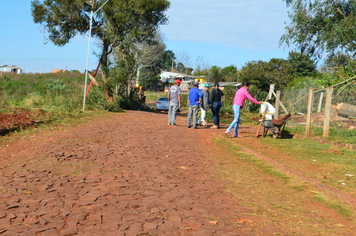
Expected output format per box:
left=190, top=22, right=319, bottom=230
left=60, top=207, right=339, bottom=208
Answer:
left=197, top=83, right=210, bottom=127
left=167, top=79, right=181, bottom=125
left=187, top=81, right=202, bottom=129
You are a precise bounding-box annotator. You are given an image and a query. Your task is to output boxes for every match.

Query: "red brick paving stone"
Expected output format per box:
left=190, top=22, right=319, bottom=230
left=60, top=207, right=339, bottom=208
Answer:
left=5, top=224, right=29, bottom=234
left=99, top=219, right=120, bottom=230
left=129, top=222, right=143, bottom=231
left=60, top=227, right=78, bottom=236
left=0, top=218, right=10, bottom=227
left=143, top=222, right=158, bottom=230
left=118, top=222, right=131, bottom=231
left=191, top=231, right=216, bottom=236
left=23, top=215, right=39, bottom=225
left=39, top=228, right=59, bottom=236
left=168, top=216, right=182, bottom=223
left=65, top=220, right=78, bottom=229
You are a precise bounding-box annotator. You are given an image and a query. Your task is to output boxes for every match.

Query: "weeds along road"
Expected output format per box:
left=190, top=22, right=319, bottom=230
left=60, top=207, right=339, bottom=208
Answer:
left=0, top=111, right=355, bottom=235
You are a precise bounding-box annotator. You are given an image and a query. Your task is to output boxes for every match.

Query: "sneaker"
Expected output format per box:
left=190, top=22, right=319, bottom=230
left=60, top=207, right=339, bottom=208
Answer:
left=187, top=126, right=191, bottom=128
left=210, top=125, right=218, bottom=129
left=234, top=135, right=243, bottom=138
left=172, top=123, right=177, bottom=126
left=193, top=126, right=197, bottom=129
left=225, top=132, right=232, bottom=138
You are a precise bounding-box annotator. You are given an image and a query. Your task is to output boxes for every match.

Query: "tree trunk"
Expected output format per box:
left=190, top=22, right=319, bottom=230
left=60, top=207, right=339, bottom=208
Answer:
left=100, top=38, right=110, bottom=79
left=336, top=103, right=356, bottom=118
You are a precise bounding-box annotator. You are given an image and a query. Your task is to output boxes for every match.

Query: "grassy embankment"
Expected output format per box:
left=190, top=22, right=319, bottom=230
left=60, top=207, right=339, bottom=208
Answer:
left=0, top=72, right=112, bottom=138
left=211, top=136, right=356, bottom=234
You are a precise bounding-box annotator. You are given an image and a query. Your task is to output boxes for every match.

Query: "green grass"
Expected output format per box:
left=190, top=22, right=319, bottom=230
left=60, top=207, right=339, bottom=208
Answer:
left=212, top=137, right=356, bottom=222
left=213, top=137, right=291, bottom=183
left=256, top=135, right=356, bottom=193
left=314, top=193, right=353, bottom=217
left=286, top=124, right=356, bottom=145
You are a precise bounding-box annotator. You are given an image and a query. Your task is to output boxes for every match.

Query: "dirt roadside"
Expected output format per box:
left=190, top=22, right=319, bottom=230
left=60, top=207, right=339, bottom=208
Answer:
left=0, top=111, right=354, bottom=235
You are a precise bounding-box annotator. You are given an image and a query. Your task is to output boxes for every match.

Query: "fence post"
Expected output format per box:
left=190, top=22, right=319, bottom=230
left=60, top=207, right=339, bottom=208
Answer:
left=306, top=88, right=314, bottom=137
left=323, top=87, right=333, bottom=138
left=275, top=90, right=281, bottom=120
left=317, top=92, right=324, bottom=113
left=268, top=84, right=275, bottom=100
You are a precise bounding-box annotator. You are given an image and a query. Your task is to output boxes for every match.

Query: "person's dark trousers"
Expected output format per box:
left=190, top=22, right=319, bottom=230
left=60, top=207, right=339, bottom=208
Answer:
left=212, top=102, right=222, bottom=126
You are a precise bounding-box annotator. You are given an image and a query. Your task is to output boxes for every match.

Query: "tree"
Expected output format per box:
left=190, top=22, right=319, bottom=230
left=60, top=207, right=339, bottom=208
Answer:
left=325, top=52, right=354, bottom=69
left=210, top=66, right=222, bottom=83
left=238, top=60, right=268, bottom=90
left=280, top=0, right=356, bottom=58
left=264, top=58, right=294, bottom=90
left=176, top=50, right=193, bottom=75
left=221, top=65, right=238, bottom=82
left=238, top=59, right=294, bottom=92
left=157, top=50, right=176, bottom=72
left=192, top=55, right=209, bottom=77
left=287, top=50, right=317, bottom=77
left=31, top=0, right=170, bottom=100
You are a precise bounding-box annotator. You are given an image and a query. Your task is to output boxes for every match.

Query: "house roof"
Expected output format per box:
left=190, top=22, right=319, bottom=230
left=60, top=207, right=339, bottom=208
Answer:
left=159, top=71, right=207, bottom=81
left=0, top=65, right=22, bottom=70
left=160, top=71, right=186, bottom=79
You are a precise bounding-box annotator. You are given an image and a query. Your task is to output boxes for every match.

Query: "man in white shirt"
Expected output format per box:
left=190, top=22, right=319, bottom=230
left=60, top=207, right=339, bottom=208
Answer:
left=261, top=99, right=275, bottom=120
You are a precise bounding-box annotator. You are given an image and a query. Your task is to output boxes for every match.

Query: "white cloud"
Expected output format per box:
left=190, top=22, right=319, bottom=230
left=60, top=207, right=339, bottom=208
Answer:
left=161, top=0, right=290, bottom=50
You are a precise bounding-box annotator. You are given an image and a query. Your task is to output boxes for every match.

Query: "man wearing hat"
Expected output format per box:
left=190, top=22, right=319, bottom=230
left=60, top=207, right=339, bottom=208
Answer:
left=197, top=83, right=211, bottom=127
left=187, top=81, right=202, bottom=129
left=167, top=79, right=182, bottom=125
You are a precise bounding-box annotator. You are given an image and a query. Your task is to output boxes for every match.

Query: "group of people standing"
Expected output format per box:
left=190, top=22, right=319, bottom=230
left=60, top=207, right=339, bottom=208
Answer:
left=186, top=81, right=225, bottom=129
left=167, top=80, right=263, bottom=138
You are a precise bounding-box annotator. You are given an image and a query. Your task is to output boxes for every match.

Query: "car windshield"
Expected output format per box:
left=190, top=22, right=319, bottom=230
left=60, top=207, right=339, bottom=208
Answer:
left=159, top=98, right=168, bottom=101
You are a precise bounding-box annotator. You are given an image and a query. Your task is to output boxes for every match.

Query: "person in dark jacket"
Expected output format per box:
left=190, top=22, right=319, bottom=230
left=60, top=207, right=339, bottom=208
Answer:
left=210, top=82, right=224, bottom=129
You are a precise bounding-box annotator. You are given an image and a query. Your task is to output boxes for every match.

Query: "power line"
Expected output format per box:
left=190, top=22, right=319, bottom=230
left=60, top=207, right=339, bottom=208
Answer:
left=0, top=58, right=97, bottom=61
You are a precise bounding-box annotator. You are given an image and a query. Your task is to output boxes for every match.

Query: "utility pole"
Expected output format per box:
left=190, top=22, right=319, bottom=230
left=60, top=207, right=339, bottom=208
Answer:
left=208, top=60, right=212, bottom=82
left=83, top=0, right=110, bottom=111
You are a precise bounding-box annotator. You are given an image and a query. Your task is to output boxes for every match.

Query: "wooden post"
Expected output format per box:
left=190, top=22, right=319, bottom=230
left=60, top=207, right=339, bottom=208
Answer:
left=275, top=90, right=281, bottom=120
left=290, top=101, right=293, bottom=115
left=268, top=84, right=275, bottom=100
left=255, top=107, right=267, bottom=138
left=306, top=88, right=314, bottom=137
left=272, top=91, right=288, bottom=114
left=323, top=87, right=333, bottom=138
left=317, top=92, right=324, bottom=113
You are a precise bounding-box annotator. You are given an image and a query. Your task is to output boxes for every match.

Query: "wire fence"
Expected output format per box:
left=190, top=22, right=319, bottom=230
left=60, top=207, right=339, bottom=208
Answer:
left=275, top=84, right=356, bottom=144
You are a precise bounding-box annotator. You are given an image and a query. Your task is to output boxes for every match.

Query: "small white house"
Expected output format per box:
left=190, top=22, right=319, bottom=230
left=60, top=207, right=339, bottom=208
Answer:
left=0, top=65, right=23, bottom=74
left=159, top=71, right=186, bottom=82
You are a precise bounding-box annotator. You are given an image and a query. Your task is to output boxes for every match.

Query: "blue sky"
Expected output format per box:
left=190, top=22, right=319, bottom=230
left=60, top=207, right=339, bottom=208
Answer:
left=0, top=0, right=293, bottom=73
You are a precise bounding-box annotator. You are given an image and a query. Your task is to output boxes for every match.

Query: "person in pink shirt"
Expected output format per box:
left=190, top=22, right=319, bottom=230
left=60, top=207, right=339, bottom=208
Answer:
left=225, top=82, right=262, bottom=137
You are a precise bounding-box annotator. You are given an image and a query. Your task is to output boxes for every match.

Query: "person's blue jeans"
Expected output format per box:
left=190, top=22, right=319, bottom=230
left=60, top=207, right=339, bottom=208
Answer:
left=226, top=104, right=241, bottom=136
left=211, top=102, right=222, bottom=126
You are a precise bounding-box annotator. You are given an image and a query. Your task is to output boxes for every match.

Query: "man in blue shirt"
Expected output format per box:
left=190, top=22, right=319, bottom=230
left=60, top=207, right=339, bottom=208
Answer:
left=187, top=81, right=202, bottom=129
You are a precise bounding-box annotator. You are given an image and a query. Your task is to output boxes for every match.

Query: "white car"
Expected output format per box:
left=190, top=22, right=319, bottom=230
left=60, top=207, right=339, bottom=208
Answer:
left=156, top=97, right=169, bottom=111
